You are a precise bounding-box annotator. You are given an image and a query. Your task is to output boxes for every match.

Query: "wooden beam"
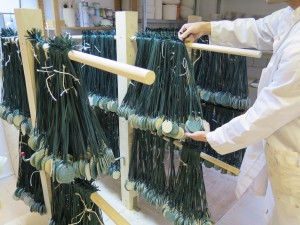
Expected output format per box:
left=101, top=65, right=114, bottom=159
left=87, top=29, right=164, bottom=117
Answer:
left=52, top=0, right=61, bottom=36
left=90, top=192, right=130, bottom=225
left=14, top=8, right=134, bottom=223
left=14, top=8, right=53, bottom=220
left=67, top=50, right=155, bottom=85
left=114, top=0, right=121, bottom=11
left=116, top=11, right=138, bottom=210
left=131, top=0, right=137, bottom=11
left=37, top=0, right=47, bottom=37
left=162, top=136, right=240, bottom=175
left=185, top=43, right=262, bottom=58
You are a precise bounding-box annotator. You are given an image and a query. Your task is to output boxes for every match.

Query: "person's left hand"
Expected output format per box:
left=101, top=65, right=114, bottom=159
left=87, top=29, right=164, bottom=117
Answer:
left=185, top=131, right=208, bottom=142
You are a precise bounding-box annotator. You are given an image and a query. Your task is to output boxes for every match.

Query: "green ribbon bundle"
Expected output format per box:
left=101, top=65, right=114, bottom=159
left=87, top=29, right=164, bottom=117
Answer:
left=120, top=28, right=211, bottom=224
left=81, top=31, right=120, bottom=178
left=193, top=36, right=250, bottom=111
left=127, top=129, right=212, bottom=225
left=191, top=37, right=248, bottom=171
left=198, top=103, right=246, bottom=171
left=50, top=179, right=104, bottom=225
left=25, top=30, right=115, bottom=184
left=0, top=28, right=30, bottom=128
left=118, top=28, right=205, bottom=140
left=13, top=133, right=46, bottom=215
left=0, top=28, right=45, bottom=214
left=82, top=30, right=117, bottom=104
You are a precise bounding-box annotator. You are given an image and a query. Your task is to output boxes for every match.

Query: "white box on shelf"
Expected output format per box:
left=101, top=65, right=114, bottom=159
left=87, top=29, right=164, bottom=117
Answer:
left=163, top=4, right=177, bottom=20
left=155, top=0, right=163, bottom=20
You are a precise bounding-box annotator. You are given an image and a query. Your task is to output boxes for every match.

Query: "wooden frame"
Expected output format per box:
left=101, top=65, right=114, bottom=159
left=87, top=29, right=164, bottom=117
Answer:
left=14, top=6, right=243, bottom=224
left=14, top=8, right=133, bottom=225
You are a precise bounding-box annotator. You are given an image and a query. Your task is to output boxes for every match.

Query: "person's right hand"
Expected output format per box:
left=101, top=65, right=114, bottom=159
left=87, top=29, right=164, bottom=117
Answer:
left=178, top=22, right=211, bottom=43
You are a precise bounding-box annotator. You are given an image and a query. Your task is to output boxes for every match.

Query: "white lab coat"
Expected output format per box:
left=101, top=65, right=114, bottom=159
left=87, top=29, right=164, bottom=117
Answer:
left=207, top=6, right=300, bottom=225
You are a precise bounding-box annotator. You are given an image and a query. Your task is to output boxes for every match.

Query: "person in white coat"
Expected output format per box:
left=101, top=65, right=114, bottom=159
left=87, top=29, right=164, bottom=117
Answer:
left=178, top=0, right=300, bottom=224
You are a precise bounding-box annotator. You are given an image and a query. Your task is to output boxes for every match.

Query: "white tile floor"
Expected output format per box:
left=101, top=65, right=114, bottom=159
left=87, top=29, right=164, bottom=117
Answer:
left=0, top=166, right=268, bottom=225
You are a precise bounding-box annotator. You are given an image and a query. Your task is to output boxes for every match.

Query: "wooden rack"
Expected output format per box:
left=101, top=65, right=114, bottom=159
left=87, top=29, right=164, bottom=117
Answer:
left=14, top=7, right=243, bottom=224
left=14, top=8, right=140, bottom=224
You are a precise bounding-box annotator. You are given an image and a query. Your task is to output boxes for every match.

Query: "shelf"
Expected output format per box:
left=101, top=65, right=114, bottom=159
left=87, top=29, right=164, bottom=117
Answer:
left=46, top=26, right=114, bottom=31
left=138, top=19, right=186, bottom=24
left=147, top=19, right=186, bottom=24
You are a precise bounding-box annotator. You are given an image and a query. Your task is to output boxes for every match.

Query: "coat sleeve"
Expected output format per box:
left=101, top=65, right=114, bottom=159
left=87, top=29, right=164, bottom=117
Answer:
left=209, top=8, right=287, bottom=51
left=206, top=42, right=300, bottom=155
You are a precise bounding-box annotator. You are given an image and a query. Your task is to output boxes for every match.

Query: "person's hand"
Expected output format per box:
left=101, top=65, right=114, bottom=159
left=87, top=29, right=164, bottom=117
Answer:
left=178, top=22, right=211, bottom=43
left=185, top=131, right=208, bottom=142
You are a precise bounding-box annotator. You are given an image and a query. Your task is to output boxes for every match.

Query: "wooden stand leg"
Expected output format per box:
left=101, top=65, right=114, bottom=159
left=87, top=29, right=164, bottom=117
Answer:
left=116, top=11, right=138, bottom=210
left=14, top=8, right=53, bottom=220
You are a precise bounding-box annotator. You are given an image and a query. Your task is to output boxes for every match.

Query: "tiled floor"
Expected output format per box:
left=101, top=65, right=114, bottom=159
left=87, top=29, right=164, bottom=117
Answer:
left=0, top=166, right=268, bottom=225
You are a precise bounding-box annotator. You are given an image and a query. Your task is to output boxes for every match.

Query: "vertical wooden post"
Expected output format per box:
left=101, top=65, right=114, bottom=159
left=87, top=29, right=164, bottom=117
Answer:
left=115, top=11, right=138, bottom=210
left=114, top=0, right=121, bottom=11
left=14, top=8, right=52, bottom=220
left=131, top=0, right=137, bottom=11
left=37, top=0, right=47, bottom=37
left=52, top=0, right=61, bottom=36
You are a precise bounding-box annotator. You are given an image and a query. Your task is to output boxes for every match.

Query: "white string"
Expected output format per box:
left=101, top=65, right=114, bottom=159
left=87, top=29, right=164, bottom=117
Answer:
left=161, top=42, right=165, bottom=59
left=4, top=54, right=11, bottom=66
left=193, top=50, right=202, bottom=66
left=94, top=45, right=101, bottom=54
left=41, top=66, right=53, bottom=69
left=53, top=69, right=80, bottom=83
left=69, top=193, right=104, bottom=225
left=55, top=183, right=61, bottom=189
left=62, top=65, right=67, bottom=92
left=15, top=39, right=23, bottom=64
left=31, top=45, right=40, bottom=65
left=44, top=46, right=49, bottom=60
left=60, top=87, right=77, bottom=97
left=45, top=73, right=58, bottom=101
left=180, top=58, right=187, bottom=77
left=30, top=171, right=40, bottom=186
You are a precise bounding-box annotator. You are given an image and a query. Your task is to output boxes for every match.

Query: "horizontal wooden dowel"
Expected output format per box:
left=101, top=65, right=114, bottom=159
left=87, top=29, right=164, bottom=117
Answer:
left=200, top=152, right=240, bottom=175
left=163, top=136, right=240, bottom=175
left=43, top=44, right=155, bottom=85
left=185, top=42, right=262, bottom=58
left=68, top=50, right=155, bottom=85
left=90, top=192, right=130, bottom=225
left=72, top=35, right=262, bottom=58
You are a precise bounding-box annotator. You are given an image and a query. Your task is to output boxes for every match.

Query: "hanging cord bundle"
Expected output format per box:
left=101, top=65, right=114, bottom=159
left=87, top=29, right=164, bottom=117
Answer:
left=49, top=179, right=104, bottom=225
left=13, top=132, right=46, bottom=215
left=94, top=108, right=120, bottom=179
left=193, top=36, right=250, bottom=110
left=126, top=129, right=212, bottom=225
left=192, top=36, right=248, bottom=171
left=0, top=28, right=31, bottom=130
left=0, top=29, right=44, bottom=213
left=81, top=30, right=120, bottom=178
left=25, top=29, right=115, bottom=184
left=82, top=30, right=118, bottom=112
left=118, top=28, right=207, bottom=140
left=199, top=104, right=246, bottom=170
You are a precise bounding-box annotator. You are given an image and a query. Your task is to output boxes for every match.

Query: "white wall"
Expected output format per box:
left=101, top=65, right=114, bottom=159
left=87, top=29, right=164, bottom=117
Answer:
left=220, top=0, right=286, bottom=17
left=199, top=0, right=286, bottom=20
left=0, top=0, right=19, bottom=13
left=20, top=0, right=37, bottom=8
